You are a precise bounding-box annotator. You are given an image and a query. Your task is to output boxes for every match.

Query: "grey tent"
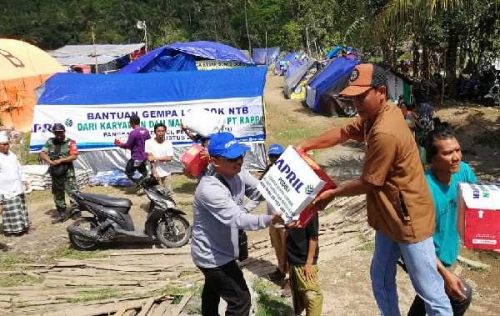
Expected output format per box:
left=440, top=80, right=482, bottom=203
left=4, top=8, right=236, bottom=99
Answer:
left=283, top=59, right=318, bottom=99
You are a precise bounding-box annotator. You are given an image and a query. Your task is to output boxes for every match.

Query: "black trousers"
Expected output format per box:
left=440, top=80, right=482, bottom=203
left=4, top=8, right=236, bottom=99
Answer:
left=125, top=159, right=147, bottom=184
left=198, top=260, right=251, bottom=316
left=408, top=278, right=472, bottom=316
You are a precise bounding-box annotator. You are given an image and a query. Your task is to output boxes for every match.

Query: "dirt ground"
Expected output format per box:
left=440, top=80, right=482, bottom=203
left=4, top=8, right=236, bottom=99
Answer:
left=262, top=73, right=500, bottom=316
left=0, top=71, right=499, bottom=315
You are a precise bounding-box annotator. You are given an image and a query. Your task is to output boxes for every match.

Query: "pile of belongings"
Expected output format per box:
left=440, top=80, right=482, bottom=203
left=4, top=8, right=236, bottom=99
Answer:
left=89, top=170, right=137, bottom=187
left=21, top=165, right=93, bottom=192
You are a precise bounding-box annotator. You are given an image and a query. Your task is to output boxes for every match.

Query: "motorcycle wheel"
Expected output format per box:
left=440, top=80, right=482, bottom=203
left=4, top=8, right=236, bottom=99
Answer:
left=68, top=217, right=99, bottom=250
left=156, top=215, right=191, bottom=248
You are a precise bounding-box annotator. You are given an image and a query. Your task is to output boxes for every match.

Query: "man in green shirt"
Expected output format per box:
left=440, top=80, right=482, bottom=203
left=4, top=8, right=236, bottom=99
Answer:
left=39, top=123, right=78, bottom=223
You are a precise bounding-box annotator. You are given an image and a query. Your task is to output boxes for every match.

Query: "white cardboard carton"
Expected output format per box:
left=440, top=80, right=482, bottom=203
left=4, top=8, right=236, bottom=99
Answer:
left=457, top=183, right=500, bottom=249
left=257, top=146, right=326, bottom=223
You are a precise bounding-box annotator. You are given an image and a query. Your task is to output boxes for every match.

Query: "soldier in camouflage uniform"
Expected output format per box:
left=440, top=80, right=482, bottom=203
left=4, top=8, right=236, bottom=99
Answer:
left=39, top=123, right=79, bottom=223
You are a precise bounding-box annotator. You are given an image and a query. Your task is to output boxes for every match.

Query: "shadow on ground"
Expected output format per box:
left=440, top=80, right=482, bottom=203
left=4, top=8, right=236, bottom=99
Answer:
left=175, top=181, right=198, bottom=195
left=321, top=155, right=365, bottom=183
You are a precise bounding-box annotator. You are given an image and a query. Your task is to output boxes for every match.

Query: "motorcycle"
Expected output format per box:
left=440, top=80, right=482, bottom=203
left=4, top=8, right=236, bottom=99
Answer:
left=66, top=177, right=191, bottom=250
left=484, top=70, right=500, bottom=106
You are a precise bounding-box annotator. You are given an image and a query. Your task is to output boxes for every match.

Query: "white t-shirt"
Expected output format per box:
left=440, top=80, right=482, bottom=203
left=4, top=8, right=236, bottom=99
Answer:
left=0, top=151, right=24, bottom=199
left=145, top=138, right=174, bottom=177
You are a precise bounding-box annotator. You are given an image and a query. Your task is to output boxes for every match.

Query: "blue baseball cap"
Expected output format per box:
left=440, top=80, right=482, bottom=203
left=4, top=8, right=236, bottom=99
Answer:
left=208, top=132, right=249, bottom=159
left=268, top=143, right=284, bottom=156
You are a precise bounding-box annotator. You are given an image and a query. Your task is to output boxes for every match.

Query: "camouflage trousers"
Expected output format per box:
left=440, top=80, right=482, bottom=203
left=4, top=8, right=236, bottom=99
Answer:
left=51, top=175, right=76, bottom=210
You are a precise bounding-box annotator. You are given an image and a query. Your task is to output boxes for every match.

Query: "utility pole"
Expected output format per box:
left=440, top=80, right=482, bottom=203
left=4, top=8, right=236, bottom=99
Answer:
left=136, top=21, right=148, bottom=53
left=244, top=0, right=251, bottom=52
left=144, top=22, right=148, bottom=53
left=91, top=26, right=98, bottom=74
left=305, top=26, right=311, bottom=57
left=265, top=31, right=268, bottom=65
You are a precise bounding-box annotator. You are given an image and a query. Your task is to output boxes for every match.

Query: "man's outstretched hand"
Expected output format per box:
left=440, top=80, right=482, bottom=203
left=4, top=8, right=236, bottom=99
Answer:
left=295, top=142, right=310, bottom=153
left=311, top=189, right=337, bottom=212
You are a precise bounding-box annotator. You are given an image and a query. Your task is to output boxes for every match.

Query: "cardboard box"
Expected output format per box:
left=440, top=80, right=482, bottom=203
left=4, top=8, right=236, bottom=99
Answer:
left=180, top=144, right=209, bottom=178
left=295, top=150, right=337, bottom=227
left=257, top=146, right=336, bottom=226
left=458, top=183, right=500, bottom=249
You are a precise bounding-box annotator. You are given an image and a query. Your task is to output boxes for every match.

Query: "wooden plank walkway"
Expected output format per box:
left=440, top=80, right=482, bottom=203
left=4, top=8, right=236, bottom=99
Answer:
left=1, top=196, right=368, bottom=316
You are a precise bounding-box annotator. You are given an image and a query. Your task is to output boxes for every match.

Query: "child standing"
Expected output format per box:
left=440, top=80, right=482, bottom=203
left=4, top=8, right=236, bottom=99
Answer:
left=287, top=213, right=323, bottom=316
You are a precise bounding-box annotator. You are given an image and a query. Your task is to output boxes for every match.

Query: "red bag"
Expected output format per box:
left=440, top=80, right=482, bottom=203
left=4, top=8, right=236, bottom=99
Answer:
left=181, top=144, right=209, bottom=178
left=295, top=149, right=337, bottom=227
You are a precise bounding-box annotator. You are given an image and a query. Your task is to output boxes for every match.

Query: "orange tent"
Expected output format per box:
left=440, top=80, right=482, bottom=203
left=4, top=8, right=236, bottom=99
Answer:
left=0, top=39, right=64, bottom=131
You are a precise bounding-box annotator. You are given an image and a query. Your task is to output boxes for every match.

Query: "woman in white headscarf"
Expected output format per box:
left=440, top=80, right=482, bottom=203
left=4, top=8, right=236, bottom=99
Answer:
left=0, top=131, right=30, bottom=236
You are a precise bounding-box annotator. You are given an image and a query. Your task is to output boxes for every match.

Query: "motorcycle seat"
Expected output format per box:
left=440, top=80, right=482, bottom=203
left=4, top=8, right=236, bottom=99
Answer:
left=79, top=192, right=132, bottom=209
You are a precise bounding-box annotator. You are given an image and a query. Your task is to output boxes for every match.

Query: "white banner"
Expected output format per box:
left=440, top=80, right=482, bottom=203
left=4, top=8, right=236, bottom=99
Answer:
left=30, top=97, right=265, bottom=152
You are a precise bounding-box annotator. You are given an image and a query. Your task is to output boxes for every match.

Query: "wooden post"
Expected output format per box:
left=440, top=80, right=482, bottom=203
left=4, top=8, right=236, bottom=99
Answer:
left=144, top=22, right=148, bottom=53
left=265, top=30, right=268, bottom=65
left=92, top=26, right=98, bottom=74
left=306, top=26, right=311, bottom=57
left=244, top=0, right=251, bottom=52
left=442, top=50, right=446, bottom=105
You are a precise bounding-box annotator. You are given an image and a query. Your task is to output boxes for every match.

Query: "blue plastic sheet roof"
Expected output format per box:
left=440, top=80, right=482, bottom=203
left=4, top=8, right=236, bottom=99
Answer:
left=282, top=52, right=299, bottom=62
left=169, top=41, right=252, bottom=63
left=119, top=41, right=253, bottom=74
left=308, top=57, right=360, bottom=112
left=326, top=45, right=345, bottom=59
left=38, top=67, right=267, bottom=105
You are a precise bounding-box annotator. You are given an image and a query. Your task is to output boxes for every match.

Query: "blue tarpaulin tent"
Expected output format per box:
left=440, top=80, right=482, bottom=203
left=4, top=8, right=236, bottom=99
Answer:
left=252, top=47, right=280, bottom=65
left=119, top=41, right=253, bottom=73
left=305, top=57, right=360, bottom=114
left=284, top=59, right=317, bottom=99
left=326, top=45, right=345, bottom=59
left=326, top=45, right=357, bottom=60
left=274, top=52, right=300, bottom=76
left=30, top=67, right=268, bottom=172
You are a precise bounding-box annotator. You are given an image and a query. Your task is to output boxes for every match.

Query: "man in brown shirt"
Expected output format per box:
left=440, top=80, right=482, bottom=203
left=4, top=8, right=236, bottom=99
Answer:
left=297, top=64, right=452, bottom=315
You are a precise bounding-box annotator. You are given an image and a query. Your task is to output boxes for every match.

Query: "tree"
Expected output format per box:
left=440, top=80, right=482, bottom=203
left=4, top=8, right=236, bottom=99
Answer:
left=378, top=0, right=500, bottom=96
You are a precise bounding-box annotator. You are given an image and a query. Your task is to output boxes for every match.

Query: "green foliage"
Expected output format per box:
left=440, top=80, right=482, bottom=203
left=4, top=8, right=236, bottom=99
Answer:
left=45, top=245, right=105, bottom=262
left=278, top=21, right=303, bottom=52
left=0, top=253, right=32, bottom=270
left=356, top=241, right=375, bottom=252
left=153, top=284, right=190, bottom=296
left=254, top=279, right=294, bottom=316
left=276, top=126, right=319, bottom=146
left=66, top=288, right=122, bottom=303
left=0, top=274, right=43, bottom=287
left=0, top=0, right=498, bottom=84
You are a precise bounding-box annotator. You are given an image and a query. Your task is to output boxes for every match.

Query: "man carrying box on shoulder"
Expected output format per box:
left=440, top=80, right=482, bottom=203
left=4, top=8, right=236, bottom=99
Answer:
left=407, top=121, right=476, bottom=316
left=297, top=63, right=452, bottom=315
